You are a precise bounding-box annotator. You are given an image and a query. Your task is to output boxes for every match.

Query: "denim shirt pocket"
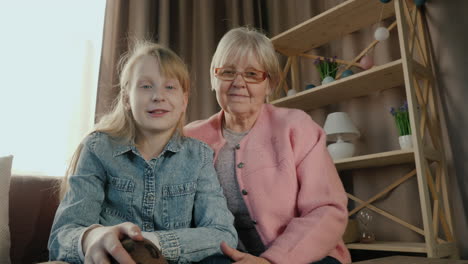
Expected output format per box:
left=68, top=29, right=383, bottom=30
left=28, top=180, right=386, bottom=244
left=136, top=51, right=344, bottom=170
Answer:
left=162, top=181, right=197, bottom=229
left=102, top=175, right=135, bottom=221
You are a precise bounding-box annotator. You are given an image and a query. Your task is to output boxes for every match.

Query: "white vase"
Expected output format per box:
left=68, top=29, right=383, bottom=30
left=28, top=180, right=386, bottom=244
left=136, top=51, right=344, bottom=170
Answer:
left=398, top=135, right=413, bottom=149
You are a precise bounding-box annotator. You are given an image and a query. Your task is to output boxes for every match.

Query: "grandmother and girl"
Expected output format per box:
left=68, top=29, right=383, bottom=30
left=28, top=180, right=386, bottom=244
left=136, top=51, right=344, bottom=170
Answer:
left=48, top=27, right=351, bottom=264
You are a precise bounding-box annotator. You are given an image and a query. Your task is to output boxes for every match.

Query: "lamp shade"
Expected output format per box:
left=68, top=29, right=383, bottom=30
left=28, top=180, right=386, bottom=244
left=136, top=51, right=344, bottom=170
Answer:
left=323, top=112, right=360, bottom=141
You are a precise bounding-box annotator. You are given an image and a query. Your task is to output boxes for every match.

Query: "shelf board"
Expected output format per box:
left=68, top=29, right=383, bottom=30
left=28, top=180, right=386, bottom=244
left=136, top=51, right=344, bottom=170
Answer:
left=270, top=59, right=404, bottom=111
left=347, top=241, right=426, bottom=253
left=352, top=255, right=466, bottom=264
left=271, top=0, right=396, bottom=55
left=335, top=149, right=415, bottom=171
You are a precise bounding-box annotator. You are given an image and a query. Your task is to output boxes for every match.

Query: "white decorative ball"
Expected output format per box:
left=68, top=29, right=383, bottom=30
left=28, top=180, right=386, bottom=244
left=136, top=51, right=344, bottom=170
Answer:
left=321, top=76, right=335, bottom=85
left=287, top=89, right=297, bottom=96
left=374, top=27, right=390, bottom=41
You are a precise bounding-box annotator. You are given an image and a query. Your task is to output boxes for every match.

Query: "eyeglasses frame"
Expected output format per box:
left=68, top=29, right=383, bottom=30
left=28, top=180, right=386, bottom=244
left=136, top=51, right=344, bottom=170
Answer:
left=214, top=67, right=269, bottom=84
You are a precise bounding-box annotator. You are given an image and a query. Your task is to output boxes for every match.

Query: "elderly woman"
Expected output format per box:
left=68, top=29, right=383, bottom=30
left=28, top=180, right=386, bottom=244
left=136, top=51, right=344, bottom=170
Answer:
left=185, top=27, right=351, bottom=264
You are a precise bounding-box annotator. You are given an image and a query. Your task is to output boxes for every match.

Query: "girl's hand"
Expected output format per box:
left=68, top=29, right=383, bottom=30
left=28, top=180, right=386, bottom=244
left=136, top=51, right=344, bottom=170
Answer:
left=221, top=241, right=271, bottom=264
left=82, top=222, right=144, bottom=264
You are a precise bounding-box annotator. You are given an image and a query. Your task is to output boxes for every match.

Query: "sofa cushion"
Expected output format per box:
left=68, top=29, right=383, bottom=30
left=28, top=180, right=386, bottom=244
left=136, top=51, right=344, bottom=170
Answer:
left=0, top=155, right=13, bottom=264
left=9, top=175, right=61, bottom=264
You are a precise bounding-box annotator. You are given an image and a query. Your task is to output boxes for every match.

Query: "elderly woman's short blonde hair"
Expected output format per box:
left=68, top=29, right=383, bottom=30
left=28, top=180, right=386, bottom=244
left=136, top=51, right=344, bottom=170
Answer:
left=210, top=27, right=281, bottom=92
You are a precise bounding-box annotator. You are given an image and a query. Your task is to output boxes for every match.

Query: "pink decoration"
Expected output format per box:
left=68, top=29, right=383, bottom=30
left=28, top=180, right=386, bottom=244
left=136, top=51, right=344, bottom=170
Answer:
left=360, top=55, right=374, bottom=70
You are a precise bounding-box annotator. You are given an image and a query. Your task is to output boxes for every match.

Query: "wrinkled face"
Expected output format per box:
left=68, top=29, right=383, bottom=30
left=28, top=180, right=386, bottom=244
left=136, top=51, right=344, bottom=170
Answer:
left=127, top=55, right=187, bottom=137
left=213, top=54, right=270, bottom=118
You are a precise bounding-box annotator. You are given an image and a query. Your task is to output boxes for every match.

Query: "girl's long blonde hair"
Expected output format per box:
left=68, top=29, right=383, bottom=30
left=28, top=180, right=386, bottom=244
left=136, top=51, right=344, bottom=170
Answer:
left=60, top=41, right=190, bottom=199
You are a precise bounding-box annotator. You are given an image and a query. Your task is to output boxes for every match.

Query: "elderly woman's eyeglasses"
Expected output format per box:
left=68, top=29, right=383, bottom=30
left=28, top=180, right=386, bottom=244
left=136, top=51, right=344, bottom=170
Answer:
left=214, top=68, right=268, bottom=83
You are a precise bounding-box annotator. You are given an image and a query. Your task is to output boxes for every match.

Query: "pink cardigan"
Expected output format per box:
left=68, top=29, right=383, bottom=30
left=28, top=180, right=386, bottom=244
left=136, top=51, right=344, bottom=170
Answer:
left=185, top=104, right=351, bottom=264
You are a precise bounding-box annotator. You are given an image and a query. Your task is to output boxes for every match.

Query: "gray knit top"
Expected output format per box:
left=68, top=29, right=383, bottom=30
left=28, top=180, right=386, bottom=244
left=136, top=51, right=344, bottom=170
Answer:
left=215, top=128, right=265, bottom=256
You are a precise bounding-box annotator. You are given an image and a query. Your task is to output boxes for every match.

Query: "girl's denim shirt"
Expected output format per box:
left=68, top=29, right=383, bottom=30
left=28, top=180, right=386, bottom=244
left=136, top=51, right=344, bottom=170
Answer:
left=48, top=132, right=237, bottom=264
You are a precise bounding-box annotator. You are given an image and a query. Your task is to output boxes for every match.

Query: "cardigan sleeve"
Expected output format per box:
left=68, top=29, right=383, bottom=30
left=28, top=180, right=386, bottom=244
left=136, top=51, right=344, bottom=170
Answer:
left=261, top=114, right=349, bottom=264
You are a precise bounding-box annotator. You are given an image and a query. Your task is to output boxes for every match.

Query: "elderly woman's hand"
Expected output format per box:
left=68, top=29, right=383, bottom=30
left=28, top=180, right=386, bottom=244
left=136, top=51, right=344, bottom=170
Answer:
left=221, top=242, right=271, bottom=264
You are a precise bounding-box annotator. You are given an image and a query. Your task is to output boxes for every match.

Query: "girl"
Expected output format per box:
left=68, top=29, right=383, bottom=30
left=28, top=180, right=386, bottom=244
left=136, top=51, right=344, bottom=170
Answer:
left=48, top=42, right=237, bottom=264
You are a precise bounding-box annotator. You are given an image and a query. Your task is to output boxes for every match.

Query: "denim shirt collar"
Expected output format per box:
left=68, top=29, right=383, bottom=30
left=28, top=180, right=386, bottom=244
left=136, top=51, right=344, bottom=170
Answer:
left=112, top=131, right=184, bottom=157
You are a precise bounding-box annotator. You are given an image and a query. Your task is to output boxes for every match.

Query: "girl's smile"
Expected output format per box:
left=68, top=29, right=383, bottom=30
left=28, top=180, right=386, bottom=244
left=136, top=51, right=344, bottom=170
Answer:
left=147, top=108, right=170, bottom=117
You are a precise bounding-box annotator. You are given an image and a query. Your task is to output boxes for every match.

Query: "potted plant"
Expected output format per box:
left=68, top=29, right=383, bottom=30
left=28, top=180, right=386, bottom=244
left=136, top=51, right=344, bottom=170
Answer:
left=314, top=56, right=339, bottom=85
left=390, top=102, right=412, bottom=149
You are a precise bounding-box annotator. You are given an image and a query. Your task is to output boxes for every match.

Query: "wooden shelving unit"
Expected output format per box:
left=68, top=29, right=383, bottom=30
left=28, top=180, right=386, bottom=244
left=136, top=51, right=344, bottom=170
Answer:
left=346, top=241, right=426, bottom=253
left=271, top=59, right=405, bottom=111
left=272, top=0, right=396, bottom=55
left=334, top=149, right=414, bottom=171
left=269, top=0, right=458, bottom=259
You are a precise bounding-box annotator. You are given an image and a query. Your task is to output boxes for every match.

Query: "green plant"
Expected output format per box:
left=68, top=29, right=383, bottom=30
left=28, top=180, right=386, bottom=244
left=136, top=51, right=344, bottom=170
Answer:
left=390, top=102, right=411, bottom=136
left=314, top=56, right=339, bottom=79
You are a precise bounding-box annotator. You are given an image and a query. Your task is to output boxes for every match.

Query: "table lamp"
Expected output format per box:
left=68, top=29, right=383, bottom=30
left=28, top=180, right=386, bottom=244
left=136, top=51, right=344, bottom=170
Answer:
left=323, top=112, right=360, bottom=160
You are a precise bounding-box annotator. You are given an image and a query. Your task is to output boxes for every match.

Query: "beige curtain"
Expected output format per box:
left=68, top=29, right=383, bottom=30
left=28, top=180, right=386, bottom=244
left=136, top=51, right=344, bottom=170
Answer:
left=95, top=0, right=467, bottom=259
left=96, top=0, right=266, bottom=121
left=95, top=1, right=130, bottom=121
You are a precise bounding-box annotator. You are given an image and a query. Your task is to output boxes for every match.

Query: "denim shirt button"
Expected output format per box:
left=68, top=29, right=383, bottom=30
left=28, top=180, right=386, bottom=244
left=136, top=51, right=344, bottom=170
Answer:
left=241, top=189, right=248, bottom=195
left=143, top=223, right=151, bottom=230
left=147, top=193, right=154, bottom=200
left=237, top=162, right=244, bottom=168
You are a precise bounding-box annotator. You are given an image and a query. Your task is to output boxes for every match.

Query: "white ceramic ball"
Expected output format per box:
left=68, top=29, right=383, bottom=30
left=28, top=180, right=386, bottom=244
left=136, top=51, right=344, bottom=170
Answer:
left=287, top=89, right=297, bottom=96
left=321, top=76, right=335, bottom=85
left=374, top=27, right=390, bottom=41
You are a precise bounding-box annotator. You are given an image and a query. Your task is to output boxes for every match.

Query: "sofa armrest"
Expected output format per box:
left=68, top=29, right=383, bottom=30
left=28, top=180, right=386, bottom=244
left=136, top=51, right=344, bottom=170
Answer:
left=9, top=175, right=61, bottom=264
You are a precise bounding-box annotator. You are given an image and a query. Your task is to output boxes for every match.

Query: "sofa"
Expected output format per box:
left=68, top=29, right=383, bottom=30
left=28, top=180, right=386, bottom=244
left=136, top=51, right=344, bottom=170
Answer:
left=9, top=174, right=61, bottom=264
left=4, top=171, right=361, bottom=264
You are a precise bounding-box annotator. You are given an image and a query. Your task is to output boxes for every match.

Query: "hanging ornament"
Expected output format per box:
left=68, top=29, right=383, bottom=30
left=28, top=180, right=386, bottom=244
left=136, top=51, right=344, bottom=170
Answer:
left=341, top=69, right=354, bottom=78
left=287, top=89, right=297, bottom=96
left=360, top=55, right=374, bottom=70
left=414, top=0, right=426, bottom=7
left=374, top=27, right=390, bottom=41
left=380, top=0, right=392, bottom=3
